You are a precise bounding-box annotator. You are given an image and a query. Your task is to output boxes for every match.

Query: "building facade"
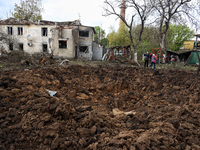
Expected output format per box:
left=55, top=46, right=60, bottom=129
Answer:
left=0, top=18, right=103, bottom=60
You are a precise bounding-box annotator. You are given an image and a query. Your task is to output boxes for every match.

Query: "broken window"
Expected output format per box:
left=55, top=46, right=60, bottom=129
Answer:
left=18, top=27, right=23, bottom=35
left=59, top=40, right=67, bottom=49
left=19, top=43, right=23, bottom=51
left=9, top=43, right=13, bottom=50
left=79, top=46, right=88, bottom=53
left=79, top=31, right=89, bottom=37
left=8, top=27, right=13, bottom=35
left=43, top=44, right=48, bottom=52
left=42, top=28, right=48, bottom=36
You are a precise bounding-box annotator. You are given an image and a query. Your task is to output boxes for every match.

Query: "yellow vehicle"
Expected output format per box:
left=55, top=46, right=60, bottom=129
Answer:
left=183, top=41, right=200, bottom=50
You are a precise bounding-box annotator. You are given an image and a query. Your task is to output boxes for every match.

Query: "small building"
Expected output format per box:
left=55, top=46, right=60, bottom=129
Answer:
left=183, top=40, right=200, bottom=51
left=0, top=17, right=104, bottom=60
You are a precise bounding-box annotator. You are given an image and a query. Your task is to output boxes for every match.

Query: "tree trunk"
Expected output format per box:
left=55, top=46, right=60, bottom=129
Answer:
left=160, top=33, right=166, bottom=54
left=134, top=51, right=137, bottom=62
left=132, top=46, right=140, bottom=66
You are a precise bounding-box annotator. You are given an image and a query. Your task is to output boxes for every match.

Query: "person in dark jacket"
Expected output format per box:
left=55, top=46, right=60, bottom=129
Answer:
left=144, top=52, right=150, bottom=67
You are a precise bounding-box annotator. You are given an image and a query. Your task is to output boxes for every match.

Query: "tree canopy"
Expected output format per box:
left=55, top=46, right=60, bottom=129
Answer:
left=166, top=24, right=194, bottom=51
left=94, top=26, right=108, bottom=47
left=150, top=0, right=200, bottom=52
left=103, top=0, right=200, bottom=61
left=13, top=0, right=44, bottom=20
left=107, top=23, right=130, bottom=47
left=106, top=24, right=194, bottom=59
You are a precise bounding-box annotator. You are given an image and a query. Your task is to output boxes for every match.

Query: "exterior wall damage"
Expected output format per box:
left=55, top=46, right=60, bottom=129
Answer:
left=0, top=17, right=103, bottom=60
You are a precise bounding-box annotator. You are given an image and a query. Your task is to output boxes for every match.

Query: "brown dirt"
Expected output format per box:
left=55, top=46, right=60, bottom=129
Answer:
left=0, top=64, right=200, bottom=150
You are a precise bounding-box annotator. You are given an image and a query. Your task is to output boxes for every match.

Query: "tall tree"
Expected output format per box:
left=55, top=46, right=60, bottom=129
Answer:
left=103, top=0, right=153, bottom=63
left=150, top=0, right=200, bottom=53
left=107, top=23, right=130, bottom=47
left=166, top=24, right=194, bottom=51
left=94, top=26, right=108, bottom=47
left=137, top=25, right=160, bottom=57
left=13, top=0, right=44, bottom=20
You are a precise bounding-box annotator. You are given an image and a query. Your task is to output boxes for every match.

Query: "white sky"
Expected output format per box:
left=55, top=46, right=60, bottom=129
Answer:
left=0, top=0, right=121, bottom=35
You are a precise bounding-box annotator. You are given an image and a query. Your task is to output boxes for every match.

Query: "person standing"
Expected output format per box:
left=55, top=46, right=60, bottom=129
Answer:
left=150, top=54, right=156, bottom=69
left=144, top=52, right=150, bottom=68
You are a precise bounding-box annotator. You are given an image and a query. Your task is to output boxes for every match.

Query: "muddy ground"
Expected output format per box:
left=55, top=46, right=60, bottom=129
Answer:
left=0, top=52, right=200, bottom=149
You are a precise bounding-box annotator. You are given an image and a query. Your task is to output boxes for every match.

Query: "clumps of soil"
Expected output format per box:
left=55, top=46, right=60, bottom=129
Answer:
left=0, top=65, right=200, bottom=149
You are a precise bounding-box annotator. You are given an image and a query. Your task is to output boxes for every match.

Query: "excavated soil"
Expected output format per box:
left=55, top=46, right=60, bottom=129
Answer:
left=0, top=65, right=200, bottom=150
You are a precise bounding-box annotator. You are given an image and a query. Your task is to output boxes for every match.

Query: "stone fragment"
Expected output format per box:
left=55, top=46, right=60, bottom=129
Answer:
left=76, top=93, right=90, bottom=100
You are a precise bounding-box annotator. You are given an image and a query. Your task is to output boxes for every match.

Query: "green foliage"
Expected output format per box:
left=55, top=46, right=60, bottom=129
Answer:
left=107, top=23, right=130, bottom=47
left=136, top=24, right=194, bottom=57
left=166, top=24, right=194, bottom=51
left=137, top=26, right=160, bottom=57
left=94, top=26, right=108, bottom=47
left=100, top=38, right=109, bottom=47
left=13, top=0, right=44, bottom=20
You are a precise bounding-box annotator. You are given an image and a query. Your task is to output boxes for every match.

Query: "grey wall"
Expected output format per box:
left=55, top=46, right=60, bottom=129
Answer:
left=92, top=42, right=103, bottom=61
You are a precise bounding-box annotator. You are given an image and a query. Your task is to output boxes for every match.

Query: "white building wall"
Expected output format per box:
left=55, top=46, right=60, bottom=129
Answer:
left=0, top=22, right=97, bottom=60
left=51, top=28, right=75, bottom=58
left=0, top=24, right=54, bottom=53
left=76, top=26, right=95, bottom=60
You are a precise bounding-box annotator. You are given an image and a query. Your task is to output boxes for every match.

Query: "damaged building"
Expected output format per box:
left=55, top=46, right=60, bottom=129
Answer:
left=0, top=17, right=104, bottom=60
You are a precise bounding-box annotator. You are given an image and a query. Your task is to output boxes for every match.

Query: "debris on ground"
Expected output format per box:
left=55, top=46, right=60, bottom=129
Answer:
left=60, top=59, right=69, bottom=65
left=0, top=65, right=200, bottom=149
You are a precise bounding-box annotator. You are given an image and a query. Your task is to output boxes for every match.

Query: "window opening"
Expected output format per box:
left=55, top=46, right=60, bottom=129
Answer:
left=43, top=44, right=48, bottom=52
left=79, top=46, right=88, bottom=53
left=19, top=43, right=23, bottom=51
left=79, top=31, right=89, bottom=37
left=9, top=43, right=13, bottom=50
left=8, top=27, right=13, bottom=35
left=59, top=40, right=67, bottom=49
left=42, top=28, right=48, bottom=36
left=18, top=27, right=23, bottom=35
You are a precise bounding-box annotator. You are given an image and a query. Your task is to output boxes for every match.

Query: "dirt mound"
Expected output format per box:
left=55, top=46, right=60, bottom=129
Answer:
left=0, top=65, right=200, bottom=149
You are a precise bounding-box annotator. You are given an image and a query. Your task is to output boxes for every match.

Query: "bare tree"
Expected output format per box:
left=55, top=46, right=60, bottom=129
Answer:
left=150, top=0, right=200, bottom=53
left=103, top=0, right=153, bottom=63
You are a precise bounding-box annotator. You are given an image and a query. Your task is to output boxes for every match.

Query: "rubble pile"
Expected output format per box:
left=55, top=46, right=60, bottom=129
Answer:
left=0, top=65, right=200, bottom=149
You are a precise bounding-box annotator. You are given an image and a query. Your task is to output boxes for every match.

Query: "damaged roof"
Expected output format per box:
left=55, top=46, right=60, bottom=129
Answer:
left=0, top=17, right=81, bottom=26
left=0, top=17, right=96, bottom=34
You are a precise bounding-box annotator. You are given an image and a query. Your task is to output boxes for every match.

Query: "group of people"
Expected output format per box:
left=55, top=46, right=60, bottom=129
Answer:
left=144, top=52, right=156, bottom=69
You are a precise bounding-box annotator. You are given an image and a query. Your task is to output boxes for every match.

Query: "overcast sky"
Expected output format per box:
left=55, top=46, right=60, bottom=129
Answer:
left=0, top=0, right=121, bottom=35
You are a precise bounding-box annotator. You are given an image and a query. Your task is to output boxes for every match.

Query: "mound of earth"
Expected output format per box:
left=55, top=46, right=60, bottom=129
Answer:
left=0, top=65, right=200, bottom=150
